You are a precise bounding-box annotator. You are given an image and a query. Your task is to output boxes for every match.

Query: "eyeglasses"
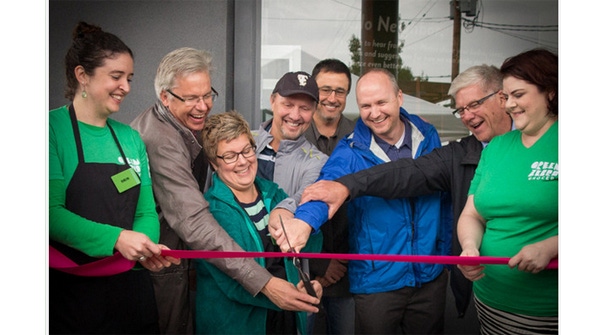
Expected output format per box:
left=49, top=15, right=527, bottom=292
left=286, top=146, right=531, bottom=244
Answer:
left=279, top=216, right=321, bottom=309
left=216, top=145, right=256, bottom=164
left=452, top=91, right=499, bottom=118
left=319, top=87, right=347, bottom=98
left=167, top=87, right=219, bottom=106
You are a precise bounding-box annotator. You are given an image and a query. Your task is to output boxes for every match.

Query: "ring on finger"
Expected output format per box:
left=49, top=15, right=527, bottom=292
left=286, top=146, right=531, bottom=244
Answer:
left=139, top=256, right=147, bottom=262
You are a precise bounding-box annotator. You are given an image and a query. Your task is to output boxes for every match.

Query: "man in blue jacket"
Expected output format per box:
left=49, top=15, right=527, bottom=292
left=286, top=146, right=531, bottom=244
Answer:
left=292, top=65, right=512, bottom=331
left=275, top=68, right=452, bottom=334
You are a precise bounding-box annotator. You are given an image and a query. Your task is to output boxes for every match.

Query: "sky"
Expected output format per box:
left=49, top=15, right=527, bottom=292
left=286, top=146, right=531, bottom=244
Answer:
left=262, top=0, right=558, bottom=82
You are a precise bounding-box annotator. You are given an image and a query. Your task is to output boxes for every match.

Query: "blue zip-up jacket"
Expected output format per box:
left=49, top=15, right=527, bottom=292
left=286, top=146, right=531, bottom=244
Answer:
left=295, top=108, right=451, bottom=294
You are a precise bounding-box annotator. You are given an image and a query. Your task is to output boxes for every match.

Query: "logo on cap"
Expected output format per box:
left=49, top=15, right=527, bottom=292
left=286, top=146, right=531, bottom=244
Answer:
left=272, top=71, right=319, bottom=103
left=297, top=74, right=309, bottom=87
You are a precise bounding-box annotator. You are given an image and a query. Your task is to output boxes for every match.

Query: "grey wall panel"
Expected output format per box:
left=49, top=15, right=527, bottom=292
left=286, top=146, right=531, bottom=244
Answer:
left=48, top=0, right=232, bottom=125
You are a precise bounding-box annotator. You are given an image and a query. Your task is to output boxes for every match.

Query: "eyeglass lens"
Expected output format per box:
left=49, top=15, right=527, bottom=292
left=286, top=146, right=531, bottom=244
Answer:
left=168, top=88, right=218, bottom=105
left=319, top=87, right=347, bottom=97
left=453, top=91, right=497, bottom=118
left=219, top=145, right=256, bottom=164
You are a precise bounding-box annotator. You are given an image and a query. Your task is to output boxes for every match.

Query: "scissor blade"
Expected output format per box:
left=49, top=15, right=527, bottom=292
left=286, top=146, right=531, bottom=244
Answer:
left=279, top=216, right=320, bottom=309
left=279, top=215, right=296, bottom=253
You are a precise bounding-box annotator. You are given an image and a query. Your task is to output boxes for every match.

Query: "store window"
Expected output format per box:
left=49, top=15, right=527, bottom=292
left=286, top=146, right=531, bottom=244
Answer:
left=260, top=0, right=558, bottom=142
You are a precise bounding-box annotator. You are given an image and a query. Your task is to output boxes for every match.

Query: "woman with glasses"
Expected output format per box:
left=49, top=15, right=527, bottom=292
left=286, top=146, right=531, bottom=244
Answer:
left=457, top=48, right=558, bottom=334
left=48, top=22, right=178, bottom=334
left=195, top=110, right=322, bottom=335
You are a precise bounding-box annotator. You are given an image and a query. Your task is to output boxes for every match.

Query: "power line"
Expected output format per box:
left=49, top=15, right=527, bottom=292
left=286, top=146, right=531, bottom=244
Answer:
left=329, top=0, right=360, bottom=11
left=403, top=23, right=452, bottom=47
left=401, top=0, right=439, bottom=39
left=402, top=17, right=452, bottom=23
left=324, top=0, right=361, bottom=61
left=463, top=18, right=558, bottom=32
left=479, top=27, right=558, bottom=50
left=262, top=17, right=359, bottom=22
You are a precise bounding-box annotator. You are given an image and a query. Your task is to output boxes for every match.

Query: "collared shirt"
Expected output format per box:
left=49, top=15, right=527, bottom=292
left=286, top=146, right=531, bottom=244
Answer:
left=481, top=119, right=516, bottom=148
left=256, top=121, right=277, bottom=181
left=257, top=145, right=276, bottom=181
left=304, top=115, right=357, bottom=156
left=374, top=115, right=413, bottom=160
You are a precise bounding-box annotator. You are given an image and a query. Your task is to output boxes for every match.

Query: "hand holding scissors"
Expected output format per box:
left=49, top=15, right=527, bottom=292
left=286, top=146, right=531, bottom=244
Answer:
left=279, top=216, right=323, bottom=311
left=272, top=216, right=313, bottom=253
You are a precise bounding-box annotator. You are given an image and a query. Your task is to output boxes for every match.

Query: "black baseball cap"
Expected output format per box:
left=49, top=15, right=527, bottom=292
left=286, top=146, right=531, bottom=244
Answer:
left=272, top=71, right=319, bottom=103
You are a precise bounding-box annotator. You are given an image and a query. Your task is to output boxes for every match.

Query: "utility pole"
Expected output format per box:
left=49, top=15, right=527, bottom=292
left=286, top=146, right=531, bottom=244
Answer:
left=449, top=0, right=477, bottom=106
left=451, top=0, right=461, bottom=81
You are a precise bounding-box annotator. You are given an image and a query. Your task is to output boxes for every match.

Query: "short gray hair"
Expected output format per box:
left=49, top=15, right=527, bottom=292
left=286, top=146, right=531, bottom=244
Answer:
left=201, top=110, right=255, bottom=164
left=448, top=64, right=502, bottom=97
left=154, top=47, right=213, bottom=97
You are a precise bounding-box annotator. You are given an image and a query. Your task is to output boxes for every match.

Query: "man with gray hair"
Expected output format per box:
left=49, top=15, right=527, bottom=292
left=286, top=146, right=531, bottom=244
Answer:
left=131, top=48, right=320, bottom=334
left=296, top=64, right=513, bottom=330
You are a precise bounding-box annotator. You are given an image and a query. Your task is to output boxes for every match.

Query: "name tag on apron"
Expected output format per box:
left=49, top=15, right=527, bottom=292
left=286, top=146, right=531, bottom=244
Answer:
left=111, top=168, right=141, bottom=193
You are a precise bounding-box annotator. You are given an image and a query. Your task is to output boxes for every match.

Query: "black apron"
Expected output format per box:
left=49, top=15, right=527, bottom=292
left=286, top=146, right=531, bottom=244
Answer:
left=49, top=105, right=158, bottom=334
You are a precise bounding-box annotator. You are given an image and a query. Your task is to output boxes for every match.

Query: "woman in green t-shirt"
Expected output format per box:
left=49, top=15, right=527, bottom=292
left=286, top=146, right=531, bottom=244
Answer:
left=49, top=21, right=178, bottom=334
left=457, top=48, right=558, bottom=334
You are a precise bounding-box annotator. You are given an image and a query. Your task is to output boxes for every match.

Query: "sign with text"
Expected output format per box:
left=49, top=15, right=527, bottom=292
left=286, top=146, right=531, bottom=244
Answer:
left=361, top=0, right=400, bottom=77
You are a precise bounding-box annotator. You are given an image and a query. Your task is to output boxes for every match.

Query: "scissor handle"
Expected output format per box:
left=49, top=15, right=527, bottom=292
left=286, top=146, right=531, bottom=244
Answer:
left=280, top=216, right=322, bottom=311
left=295, top=258, right=322, bottom=311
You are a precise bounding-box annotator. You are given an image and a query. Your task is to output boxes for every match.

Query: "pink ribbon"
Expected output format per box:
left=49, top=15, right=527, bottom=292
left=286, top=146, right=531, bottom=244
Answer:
left=49, top=245, right=135, bottom=276
left=161, top=250, right=559, bottom=269
left=49, top=247, right=558, bottom=277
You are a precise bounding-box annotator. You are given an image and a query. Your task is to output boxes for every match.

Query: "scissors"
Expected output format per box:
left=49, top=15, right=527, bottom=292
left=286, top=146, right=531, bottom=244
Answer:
left=279, top=215, right=321, bottom=310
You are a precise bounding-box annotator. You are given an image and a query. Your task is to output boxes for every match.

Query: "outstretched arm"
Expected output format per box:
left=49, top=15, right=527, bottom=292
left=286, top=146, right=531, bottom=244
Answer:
left=145, top=136, right=273, bottom=295
left=268, top=208, right=295, bottom=249
left=270, top=217, right=313, bottom=253
left=300, top=145, right=454, bottom=217
left=299, top=180, right=349, bottom=219
left=457, top=195, right=487, bottom=281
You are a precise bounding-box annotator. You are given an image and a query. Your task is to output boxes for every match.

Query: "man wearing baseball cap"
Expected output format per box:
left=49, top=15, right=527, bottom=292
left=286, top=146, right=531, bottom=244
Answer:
left=253, top=71, right=328, bottom=246
left=275, top=68, right=452, bottom=334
